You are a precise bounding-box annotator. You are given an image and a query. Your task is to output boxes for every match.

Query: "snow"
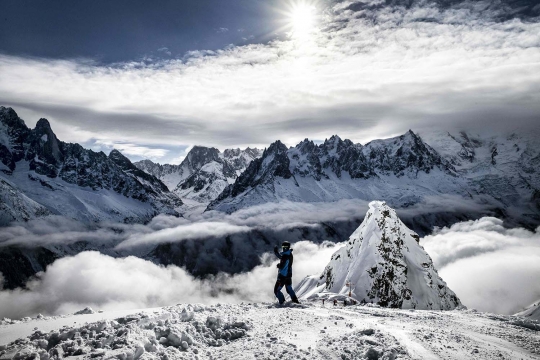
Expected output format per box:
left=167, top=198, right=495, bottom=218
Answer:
left=515, top=301, right=540, bottom=321
left=1, top=302, right=539, bottom=359
left=0, top=161, right=157, bottom=224
left=296, top=201, right=461, bottom=310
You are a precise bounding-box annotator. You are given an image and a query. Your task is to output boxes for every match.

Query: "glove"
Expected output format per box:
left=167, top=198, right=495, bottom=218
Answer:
left=273, top=246, right=278, bottom=252
left=276, top=263, right=280, bottom=268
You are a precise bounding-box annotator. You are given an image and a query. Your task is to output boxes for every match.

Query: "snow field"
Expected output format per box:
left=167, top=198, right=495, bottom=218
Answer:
left=1, top=301, right=539, bottom=360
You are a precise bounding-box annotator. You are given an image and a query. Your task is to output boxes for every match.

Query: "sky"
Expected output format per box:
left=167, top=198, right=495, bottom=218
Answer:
left=1, top=0, right=539, bottom=164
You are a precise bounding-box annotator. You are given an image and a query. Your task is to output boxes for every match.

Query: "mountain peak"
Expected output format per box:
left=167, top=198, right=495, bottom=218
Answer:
left=265, top=140, right=288, bottom=155
left=109, top=149, right=134, bottom=170
left=35, top=118, right=52, bottom=130
left=296, top=200, right=462, bottom=310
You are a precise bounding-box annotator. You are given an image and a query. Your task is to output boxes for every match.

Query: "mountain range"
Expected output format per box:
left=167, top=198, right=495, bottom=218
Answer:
left=1, top=106, right=539, bottom=230
left=1, top=106, right=539, bottom=290
left=0, top=107, right=182, bottom=225
left=134, top=147, right=261, bottom=213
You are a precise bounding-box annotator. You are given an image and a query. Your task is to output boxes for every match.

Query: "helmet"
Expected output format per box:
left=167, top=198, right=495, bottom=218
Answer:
left=282, top=241, right=291, bottom=249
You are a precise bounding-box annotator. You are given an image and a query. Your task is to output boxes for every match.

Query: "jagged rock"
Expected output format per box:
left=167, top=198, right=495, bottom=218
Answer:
left=296, top=201, right=462, bottom=310
left=134, top=146, right=262, bottom=207
left=0, top=106, right=182, bottom=224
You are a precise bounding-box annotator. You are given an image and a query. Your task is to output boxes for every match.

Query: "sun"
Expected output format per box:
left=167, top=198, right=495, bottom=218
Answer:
left=289, top=3, right=316, bottom=37
left=282, top=1, right=319, bottom=39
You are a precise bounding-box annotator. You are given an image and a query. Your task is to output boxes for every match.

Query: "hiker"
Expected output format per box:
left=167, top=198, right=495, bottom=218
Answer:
left=273, top=241, right=300, bottom=305
left=322, top=299, right=325, bottom=306
left=333, top=299, right=337, bottom=306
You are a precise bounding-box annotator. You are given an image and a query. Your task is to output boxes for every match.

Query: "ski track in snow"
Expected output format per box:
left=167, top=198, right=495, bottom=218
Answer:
left=1, top=302, right=539, bottom=360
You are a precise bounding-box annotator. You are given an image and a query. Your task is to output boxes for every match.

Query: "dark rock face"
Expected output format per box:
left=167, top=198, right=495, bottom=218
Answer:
left=210, top=140, right=291, bottom=204
left=0, top=107, right=31, bottom=173
left=0, top=106, right=182, bottom=219
left=0, top=246, right=59, bottom=290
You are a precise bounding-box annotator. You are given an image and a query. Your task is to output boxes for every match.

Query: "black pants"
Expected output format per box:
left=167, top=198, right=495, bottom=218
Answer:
left=274, top=276, right=298, bottom=304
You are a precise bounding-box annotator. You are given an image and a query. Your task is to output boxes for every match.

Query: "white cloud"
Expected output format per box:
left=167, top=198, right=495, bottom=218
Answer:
left=1, top=1, right=539, bottom=150
left=94, top=139, right=169, bottom=159
left=115, top=222, right=251, bottom=249
left=421, top=217, right=540, bottom=315
left=0, top=241, right=339, bottom=319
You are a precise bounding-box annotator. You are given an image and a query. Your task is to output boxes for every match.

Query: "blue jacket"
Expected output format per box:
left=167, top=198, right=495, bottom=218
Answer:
left=274, top=248, right=293, bottom=278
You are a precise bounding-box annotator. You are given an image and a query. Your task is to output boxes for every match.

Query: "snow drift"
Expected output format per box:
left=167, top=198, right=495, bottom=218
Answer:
left=296, top=201, right=462, bottom=310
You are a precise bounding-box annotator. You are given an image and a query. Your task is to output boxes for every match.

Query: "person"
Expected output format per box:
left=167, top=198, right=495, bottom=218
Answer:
left=273, top=241, right=300, bottom=305
left=333, top=299, right=337, bottom=306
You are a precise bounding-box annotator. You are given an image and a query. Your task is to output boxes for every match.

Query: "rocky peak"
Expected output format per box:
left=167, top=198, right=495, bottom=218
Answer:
left=263, top=140, right=288, bottom=156
left=243, top=147, right=262, bottom=158
left=295, top=138, right=317, bottom=154
left=222, top=148, right=241, bottom=158
left=296, top=201, right=462, bottom=310
left=35, top=118, right=52, bottom=131
left=363, top=130, right=456, bottom=177
left=0, top=107, right=28, bottom=131
left=24, top=117, right=63, bottom=177
left=184, top=146, right=221, bottom=170
left=109, top=149, right=132, bottom=169
left=0, top=107, right=31, bottom=171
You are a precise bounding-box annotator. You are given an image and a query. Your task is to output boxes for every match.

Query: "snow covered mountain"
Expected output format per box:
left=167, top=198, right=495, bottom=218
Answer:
left=207, top=130, right=540, bottom=230
left=420, top=129, right=540, bottom=228
left=0, top=107, right=182, bottom=224
left=135, top=146, right=261, bottom=212
left=208, top=131, right=467, bottom=212
left=296, top=201, right=462, bottom=310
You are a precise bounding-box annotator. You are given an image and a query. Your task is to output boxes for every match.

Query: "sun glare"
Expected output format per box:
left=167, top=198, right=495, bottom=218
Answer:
left=287, top=2, right=318, bottom=39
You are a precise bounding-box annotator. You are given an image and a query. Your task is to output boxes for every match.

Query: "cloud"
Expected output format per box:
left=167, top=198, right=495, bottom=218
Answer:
left=421, top=217, right=540, bottom=315
left=0, top=241, right=339, bottom=319
left=217, top=27, right=229, bottom=33
left=94, top=139, right=170, bottom=159
left=1, top=1, right=539, bottom=154
left=115, top=222, right=251, bottom=249
left=1, top=207, right=539, bottom=318
left=0, top=195, right=499, bottom=250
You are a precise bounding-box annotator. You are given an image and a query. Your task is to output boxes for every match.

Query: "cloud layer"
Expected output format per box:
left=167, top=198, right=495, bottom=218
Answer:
left=1, top=214, right=539, bottom=318
left=0, top=241, right=339, bottom=319
left=421, top=217, right=540, bottom=315
left=1, top=0, right=539, bottom=162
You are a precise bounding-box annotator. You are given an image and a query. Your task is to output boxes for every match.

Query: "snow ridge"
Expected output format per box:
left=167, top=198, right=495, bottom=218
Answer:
left=296, top=201, right=462, bottom=310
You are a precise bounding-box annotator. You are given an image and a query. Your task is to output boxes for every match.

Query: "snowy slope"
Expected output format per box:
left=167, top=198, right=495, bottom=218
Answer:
left=420, top=129, right=540, bottom=227
left=296, top=201, right=461, bottom=310
left=0, top=107, right=182, bottom=224
left=0, top=177, right=50, bottom=224
left=1, top=302, right=539, bottom=359
left=515, top=300, right=540, bottom=321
